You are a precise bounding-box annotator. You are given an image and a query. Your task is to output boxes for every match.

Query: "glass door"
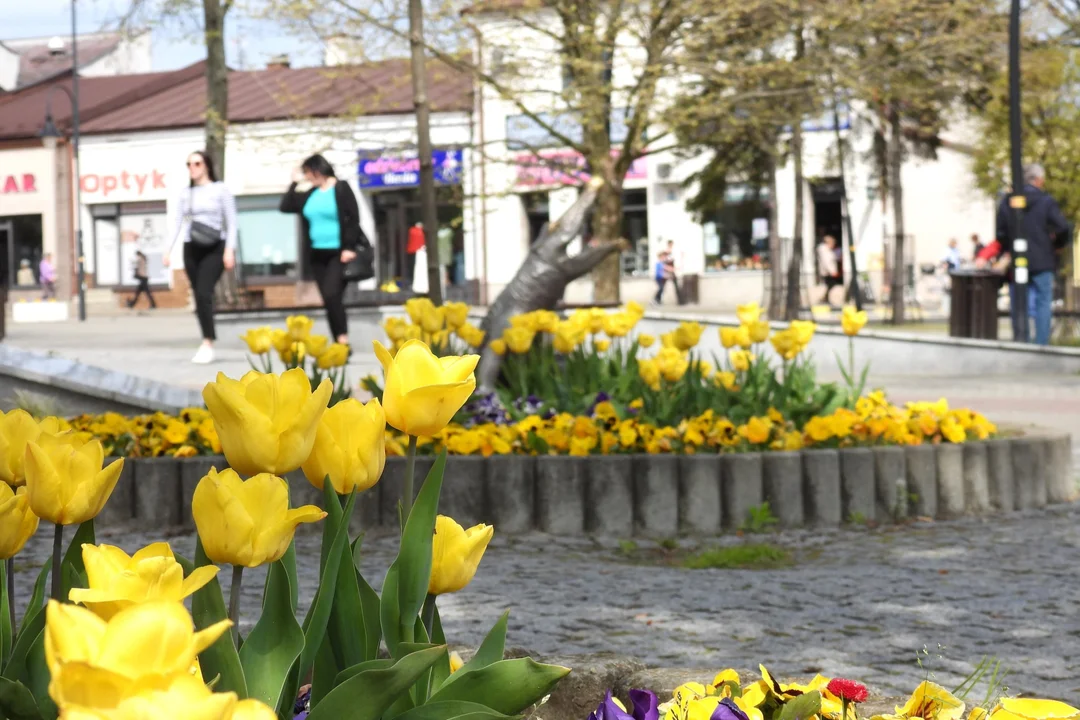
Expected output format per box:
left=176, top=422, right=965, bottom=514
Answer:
left=0, top=221, right=12, bottom=288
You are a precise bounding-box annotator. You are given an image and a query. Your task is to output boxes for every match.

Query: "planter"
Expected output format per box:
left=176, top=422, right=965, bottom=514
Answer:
left=801, top=449, right=841, bottom=527
left=986, top=439, right=1014, bottom=512
left=633, top=455, right=679, bottom=537
left=1046, top=434, right=1074, bottom=504
left=178, top=457, right=219, bottom=531
left=905, top=445, right=937, bottom=518
left=838, top=448, right=875, bottom=523
left=962, top=443, right=991, bottom=514
left=872, top=446, right=906, bottom=521
left=585, top=455, right=634, bottom=537
left=762, top=452, right=804, bottom=527
left=935, top=444, right=965, bottom=518
left=485, top=455, right=536, bottom=533
left=133, top=457, right=181, bottom=527
left=536, top=456, right=585, bottom=534
left=678, top=454, right=723, bottom=535
left=98, top=456, right=135, bottom=526
left=441, top=456, right=488, bottom=527
left=1010, top=438, right=1039, bottom=511
left=720, top=453, right=763, bottom=531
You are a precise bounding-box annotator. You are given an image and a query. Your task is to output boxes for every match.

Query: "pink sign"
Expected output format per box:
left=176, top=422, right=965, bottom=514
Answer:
left=514, top=149, right=647, bottom=187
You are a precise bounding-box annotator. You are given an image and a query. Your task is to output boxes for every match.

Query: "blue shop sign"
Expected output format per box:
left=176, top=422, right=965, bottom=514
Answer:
left=356, top=149, right=463, bottom=188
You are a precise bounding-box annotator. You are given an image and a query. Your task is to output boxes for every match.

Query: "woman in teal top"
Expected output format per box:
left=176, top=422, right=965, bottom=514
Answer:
left=280, top=154, right=369, bottom=344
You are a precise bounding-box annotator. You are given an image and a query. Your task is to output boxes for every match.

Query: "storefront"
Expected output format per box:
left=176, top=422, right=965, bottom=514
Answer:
left=0, top=146, right=64, bottom=298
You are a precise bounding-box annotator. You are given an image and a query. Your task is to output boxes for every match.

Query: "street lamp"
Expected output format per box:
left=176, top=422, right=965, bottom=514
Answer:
left=1008, top=0, right=1027, bottom=342
left=37, top=1, right=86, bottom=322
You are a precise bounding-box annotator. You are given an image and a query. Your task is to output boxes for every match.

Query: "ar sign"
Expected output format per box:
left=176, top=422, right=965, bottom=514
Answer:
left=356, top=150, right=463, bottom=189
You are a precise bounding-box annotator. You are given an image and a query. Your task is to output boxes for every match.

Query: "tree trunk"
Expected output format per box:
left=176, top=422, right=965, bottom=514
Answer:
left=767, top=155, right=782, bottom=318
left=590, top=179, right=623, bottom=304
left=785, top=26, right=806, bottom=321
left=888, top=106, right=906, bottom=324
left=202, top=0, right=228, bottom=177
left=408, top=0, right=443, bottom=305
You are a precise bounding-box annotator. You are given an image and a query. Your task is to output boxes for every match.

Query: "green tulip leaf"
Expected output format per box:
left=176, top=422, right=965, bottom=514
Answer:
left=427, top=658, right=570, bottom=716
left=23, top=629, right=55, bottom=720
left=1, top=561, right=12, bottom=667
left=61, top=519, right=94, bottom=575
left=352, top=536, right=383, bottom=661
left=322, top=485, right=367, bottom=672
left=299, top=489, right=355, bottom=680
left=779, top=690, right=821, bottom=720
left=191, top=538, right=248, bottom=699
left=319, top=480, right=343, bottom=574
left=305, top=645, right=445, bottom=720
left=2, top=599, right=44, bottom=682
left=428, top=605, right=451, bottom=693
left=21, top=565, right=49, bottom=635
left=282, top=541, right=299, bottom=615
left=239, top=559, right=305, bottom=711
left=439, top=610, right=509, bottom=691
left=0, top=677, right=43, bottom=720
left=310, top=638, right=337, bottom=709
left=390, top=701, right=518, bottom=720
left=381, top=452, right=445, bottom=658
left=334, top=658, right=395, bottom=686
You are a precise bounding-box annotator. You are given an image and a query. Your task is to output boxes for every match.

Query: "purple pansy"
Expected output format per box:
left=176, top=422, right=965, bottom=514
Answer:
left=711, top=697, right=750, bottom=720
left=587, top=690, right=659, bottom=720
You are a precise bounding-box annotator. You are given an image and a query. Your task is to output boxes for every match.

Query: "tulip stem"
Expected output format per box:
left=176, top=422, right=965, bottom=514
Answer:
left=421, top=593, right=437, bottom=638
left=50, top=523, right=63, bottom=601
left=6, top=558, right=15, bottom=630
left=402, top=435, right=418, bottom=527
left=229, top=565, right=244, bottom=646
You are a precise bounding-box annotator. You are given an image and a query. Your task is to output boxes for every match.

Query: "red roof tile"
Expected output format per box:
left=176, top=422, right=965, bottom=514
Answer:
left=4, top=32, right=125, bottom=88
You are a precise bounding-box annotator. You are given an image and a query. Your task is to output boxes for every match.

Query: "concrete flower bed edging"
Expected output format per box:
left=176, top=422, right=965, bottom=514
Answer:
left=103, top=434, right=1076, bottom=535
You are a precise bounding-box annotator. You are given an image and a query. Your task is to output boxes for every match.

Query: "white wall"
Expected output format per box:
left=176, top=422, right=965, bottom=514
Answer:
left=0, top=146, right=61, bottom=264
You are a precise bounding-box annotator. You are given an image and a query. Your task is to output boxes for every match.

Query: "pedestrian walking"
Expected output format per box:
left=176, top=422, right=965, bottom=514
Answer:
left=166, top=150, right=237, bottom=364
left=128, top=250, right=156, bottom=309
left=996, top=163, right=1072, bottom=345
left=817, top=235, right=841, bottom=305
left=280, top=153, right=372, bottom=345
left=38, top=253, right=56, bottom=299
left=406, top=222, right=425, bottom=288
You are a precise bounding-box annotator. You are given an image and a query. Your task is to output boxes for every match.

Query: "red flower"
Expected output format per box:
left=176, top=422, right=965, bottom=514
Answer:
left=827, top=678, right=869, bottom=704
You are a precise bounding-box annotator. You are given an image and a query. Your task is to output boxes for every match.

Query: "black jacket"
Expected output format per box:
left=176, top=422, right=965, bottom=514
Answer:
left=995, top=184, right=1071, bottom=274
left=279, top=180, right=366, bottom=252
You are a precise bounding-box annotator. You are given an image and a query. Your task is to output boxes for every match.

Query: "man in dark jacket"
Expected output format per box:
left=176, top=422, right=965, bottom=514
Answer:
left=996, top=163, right=1071, bottom=345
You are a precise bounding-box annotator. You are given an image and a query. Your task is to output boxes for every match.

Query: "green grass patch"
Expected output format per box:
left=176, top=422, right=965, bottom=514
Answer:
left=682, top=543, right=793, bottom=570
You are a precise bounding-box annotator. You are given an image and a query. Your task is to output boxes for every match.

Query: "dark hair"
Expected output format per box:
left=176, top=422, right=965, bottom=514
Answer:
left=301, top=154, right=336, bottom=179
left=188, top=150, right=218, bottom=186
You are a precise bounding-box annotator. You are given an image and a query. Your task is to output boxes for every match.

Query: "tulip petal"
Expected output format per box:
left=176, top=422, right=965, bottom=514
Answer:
left=393, top=340, right=449, bottom=393
left=97, top=602, right=206, bottom=679
left=437, top=353, right=481, bottom=383
left=373, top=340, right=395, bottom=372
left=179, top=565, right=221, bottom=598
left=50, top=661, right=133, bottom=710
left=400, top=378, right=477, bottom=437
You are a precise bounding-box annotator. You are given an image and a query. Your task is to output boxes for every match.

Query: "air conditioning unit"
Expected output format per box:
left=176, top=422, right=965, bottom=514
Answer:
left=657, top=163, right=673, bottom=180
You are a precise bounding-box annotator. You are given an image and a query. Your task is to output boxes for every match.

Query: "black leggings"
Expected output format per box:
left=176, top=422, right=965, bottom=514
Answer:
left=310, top=249, right=348, bottom=340
left=184, top=241, right=224, bottom=341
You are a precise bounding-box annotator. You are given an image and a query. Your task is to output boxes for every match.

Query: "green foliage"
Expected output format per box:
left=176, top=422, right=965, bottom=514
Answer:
left=682, top=543, right=792, bottom=570
left=742, top=503, right=779, bottom=533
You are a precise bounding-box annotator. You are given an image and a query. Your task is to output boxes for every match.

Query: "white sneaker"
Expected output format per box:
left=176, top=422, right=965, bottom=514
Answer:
left=192, top=345, right=215, bottom=364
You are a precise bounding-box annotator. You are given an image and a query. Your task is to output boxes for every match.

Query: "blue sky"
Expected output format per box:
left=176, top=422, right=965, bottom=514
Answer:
left=4, top=0, right=320, bottom=70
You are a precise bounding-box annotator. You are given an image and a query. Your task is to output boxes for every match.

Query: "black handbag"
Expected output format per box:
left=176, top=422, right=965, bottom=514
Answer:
left=187, top=188, right=223, bottom=247
left=344, top=232, right=375, bottom=281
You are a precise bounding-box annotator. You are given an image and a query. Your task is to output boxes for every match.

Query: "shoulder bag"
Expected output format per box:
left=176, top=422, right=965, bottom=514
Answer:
left=187, top=187, right=223, bottom=247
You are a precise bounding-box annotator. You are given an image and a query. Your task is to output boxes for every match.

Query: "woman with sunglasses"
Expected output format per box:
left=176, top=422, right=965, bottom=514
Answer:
left=166, top=150, right=237, bottom=364
left=279, top=154, right=361, bottom=345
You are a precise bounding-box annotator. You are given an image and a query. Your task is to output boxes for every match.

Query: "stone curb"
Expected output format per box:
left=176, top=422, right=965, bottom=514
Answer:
left=104, top=437, right=1075, bottom=534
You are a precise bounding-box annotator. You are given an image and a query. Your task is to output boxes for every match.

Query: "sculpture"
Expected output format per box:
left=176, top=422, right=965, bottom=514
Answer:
left=477, top=178, right=621, bottom=389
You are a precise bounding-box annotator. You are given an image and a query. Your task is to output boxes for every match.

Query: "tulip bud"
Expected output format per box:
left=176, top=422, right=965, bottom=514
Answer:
left=302, top=398, right=386, bottom=495
left=24, top=437, right=123, bottom=526
left=0, top=484, right=38, bottom=559
left=373, top=340, right=478, bottom=438
left=428, top=515, right=493, bottom=595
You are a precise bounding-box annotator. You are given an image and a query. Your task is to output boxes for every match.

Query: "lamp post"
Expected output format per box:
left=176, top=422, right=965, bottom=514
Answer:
left=1008, top=0, right=1027, bottom=342
left=38, top=11, right=85, bottom=322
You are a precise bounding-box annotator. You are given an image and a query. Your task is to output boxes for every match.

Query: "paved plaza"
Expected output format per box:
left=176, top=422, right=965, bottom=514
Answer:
left=10, top=503, right=1080, bottom=701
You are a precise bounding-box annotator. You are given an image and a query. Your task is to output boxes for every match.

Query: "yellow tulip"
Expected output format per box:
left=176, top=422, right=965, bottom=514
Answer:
left=747, top=320, right=771, bottom=344
left=58, top=670, right=240, bottom=720
left=729, top=349, right=754, bottom=373
left=503, top=327, right=536, bottom=355
left=893, top=682, right=965, bottom=720
left=594, top=339, right=611, bottom=352
left=302, top=398, right=386, bottom=495
left=442, top=302, right=470, bottom=330
left=638, top=334, right=655, bottom=348
left=270, top=329, right=290, bottom=353
left=202, top=369, right=332, bottom=476
left=734, top=325, right=752, bottom=350
left=420, top=307, right=445, bottom=334
left=770, top=329, right=801, bottom=361
left=24, top=438, right=123, bottom=526
left=842, top=306, right=868, bottom=336
left=449, top=651, right=465, bottom=674
left=240, top=327, right=272, bottom=355
left=229, top=699, right=279, bottom=720
left=719, top=327, right=739, bottom=349
left=995, top=698, right=1080, bottom=720
left=624, top=300, right=645, bottom=319
left=672, top=321, right=704, bottom=351
left=456, top=322, right=486, bottom=348
left=587, top=308, right=606, bottom=334
left=736, top=302, right=762, bottom=325
left=285, top=315, right=313, bottom=342
left=68, top=543, right=219, bottom=620
left=305, top=334, right=330, bottom=358
left=638, top=359, right=661, bottom=390
left=489, top=339, right=507, bottom=356
left=657, top=347, right=689, bottom=382
left=193, top=468, right=325, bottom=568
left=45, top=600, right=231, bottom=711
left=428, top=515, right=493, bottom=595
left=534, top=310, right=560, bottom=333
left=316, top=343, right=350, bottom=370
left=790, top=319, right=817, bottom=345
left=405, top=297, right=437, bottom=326
left=373, top=340, right=478, bottom=437
left=603, top=313, right=635, bottom=338
left=0, top=484, right=38, bottom=559
left=278, top=341, right=306, bottom=365
left=0, top=409, right=45, bottom=486
left=383, top=317, right=410, bottom=343
left=714, top=371, right=737, bottom=390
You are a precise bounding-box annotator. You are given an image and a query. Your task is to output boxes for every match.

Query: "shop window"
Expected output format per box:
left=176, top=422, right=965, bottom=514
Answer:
left=90, top=202, right=168, bottom=287
left=236, top=195, right=299, bottom=278
left=522, top=192, right=549, bottom=245
left=620, top=190, right=649, bottom=276
left=0, top=215, right=43, bottom=288
left=703, top=185, right=771, bottom=272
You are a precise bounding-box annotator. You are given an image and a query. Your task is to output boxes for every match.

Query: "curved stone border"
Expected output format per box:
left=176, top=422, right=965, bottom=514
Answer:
left=104, top=435, right=1075, bottom=535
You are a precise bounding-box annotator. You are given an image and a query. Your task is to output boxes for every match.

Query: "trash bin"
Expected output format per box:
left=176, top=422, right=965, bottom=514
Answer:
left=949, top=270, right=1000, bottom=340
left=679, top=273, right=699, bottom=305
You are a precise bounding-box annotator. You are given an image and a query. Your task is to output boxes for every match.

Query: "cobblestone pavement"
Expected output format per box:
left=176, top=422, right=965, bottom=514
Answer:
left=12, top=503, right=1080, bottom=702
